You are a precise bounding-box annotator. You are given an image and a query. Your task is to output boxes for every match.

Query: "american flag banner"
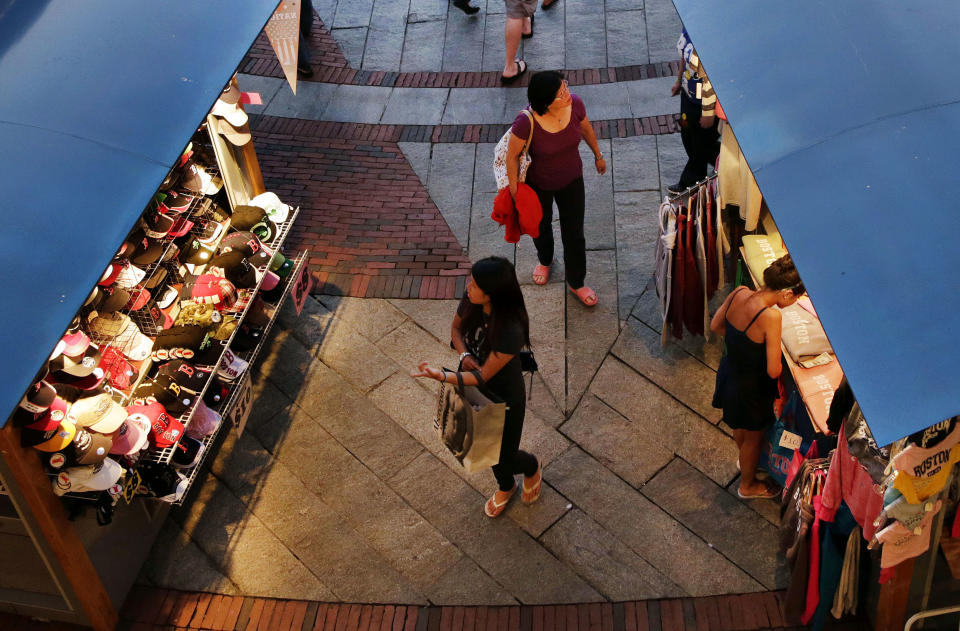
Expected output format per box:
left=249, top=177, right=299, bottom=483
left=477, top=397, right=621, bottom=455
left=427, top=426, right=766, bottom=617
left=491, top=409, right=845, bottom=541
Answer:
left=265, top=0, right=301, bottom=94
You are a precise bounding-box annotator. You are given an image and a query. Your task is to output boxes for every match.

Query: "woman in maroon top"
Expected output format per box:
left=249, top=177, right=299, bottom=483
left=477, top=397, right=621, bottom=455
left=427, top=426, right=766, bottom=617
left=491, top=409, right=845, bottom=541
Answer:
left=504, top=71, right=607, bottom=306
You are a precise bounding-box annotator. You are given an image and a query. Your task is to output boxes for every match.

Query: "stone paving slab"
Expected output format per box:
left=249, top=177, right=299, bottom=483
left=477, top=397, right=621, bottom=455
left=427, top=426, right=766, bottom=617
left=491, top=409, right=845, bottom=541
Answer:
left=626, top=77, right=681, bottom=119
left=314, top=295, right=410, bottom=343
left=443, top=87, right=507, bottom=124
left=613, top=191, right=660, bottom=321
left=546, top=448, right=764, bottom=596
left=398, top=142, right=432, bottom=190
left=641, top=459, right=787, bottom=591
left=427, top=142, right=476, bottom=248
left=401, top=20, right=448, bottom=72
left=424, top=556, right=518, bottom=606
left=539, top=509, right=682, bottom=601
left=581, top=140, right=616, bottom=251
left=726, top=475, right=782, bottom=527
left=522, top=283, right=566, bottom=411
left=587, top=356, right=738, bottom=486
left=611, top=316, right=722, bottom=423
left=382, top=87, right=449, bottom=125
left=322, top=84, right=392, bottom=123
left=389, top=452, right=602, bottom=604
left=173, top=475, right=336, bottom=601
left=565, top=249, right=620, bottom=412
left=262, top=80, right=337, bottom=119
left=606, top=9, right=648, bottom=68
left=140, top=520, right=239, bottom=595
left=388, top=298, right=460, bottom=343
left=611, top=135, right=661, bottom=193
left=559, top=393, right=673, bottom=488
left=564, top=11, right=607, bottom=70
left=234, top=75, right=285, bottom=114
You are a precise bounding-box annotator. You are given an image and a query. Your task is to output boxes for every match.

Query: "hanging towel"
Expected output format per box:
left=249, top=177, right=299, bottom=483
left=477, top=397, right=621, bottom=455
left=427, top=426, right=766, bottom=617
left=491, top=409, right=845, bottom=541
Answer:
left=656, top=201, right=678, bottom=347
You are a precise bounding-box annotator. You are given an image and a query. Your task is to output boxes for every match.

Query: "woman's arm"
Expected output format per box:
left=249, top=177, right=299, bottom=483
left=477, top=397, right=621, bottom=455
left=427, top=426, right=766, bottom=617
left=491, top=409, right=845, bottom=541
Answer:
left=578, top=116, right=606, bottom=175
left=763, top=311, right=784, bottom=379
left=413, top=351, right=515, bottom=386
left=451, top=314, right=480, bottom=371
left=506, top=131, right=527, bottom=198
left=709, top=288, right=740, bottom=335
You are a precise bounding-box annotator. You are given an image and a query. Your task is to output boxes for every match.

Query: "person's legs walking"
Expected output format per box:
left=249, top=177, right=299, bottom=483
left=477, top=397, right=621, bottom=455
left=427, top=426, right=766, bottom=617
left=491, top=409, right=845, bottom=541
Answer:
left=555, top=177, right=587, bottom=289
left=502, top=0, right=535, bottom=79
left=297, top=0, right=314, bottom=77
left=531, top=185, right=556, bottom=268
left=738, top=429, right=771, bottom=496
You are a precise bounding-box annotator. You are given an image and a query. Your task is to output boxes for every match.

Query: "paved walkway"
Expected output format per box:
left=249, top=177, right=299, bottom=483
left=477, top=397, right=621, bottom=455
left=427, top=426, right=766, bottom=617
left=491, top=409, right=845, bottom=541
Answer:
left=135, top=0, right=795, bottom=614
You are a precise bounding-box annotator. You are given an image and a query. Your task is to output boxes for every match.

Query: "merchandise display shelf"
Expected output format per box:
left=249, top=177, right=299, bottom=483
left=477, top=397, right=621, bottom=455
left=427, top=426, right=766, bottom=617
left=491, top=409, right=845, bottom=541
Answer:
left=139, top=206, right=302, bottom=465
left=171, top=250, right=309, bottom=505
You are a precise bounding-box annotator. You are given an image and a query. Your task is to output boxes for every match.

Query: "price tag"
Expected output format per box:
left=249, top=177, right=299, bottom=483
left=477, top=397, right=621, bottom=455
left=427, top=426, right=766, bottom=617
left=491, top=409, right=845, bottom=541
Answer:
left=779, top=430, right=803, bottom=451
left=226, top=372, right=253, bottom=436
left=290, top=258, right=313, bottom=316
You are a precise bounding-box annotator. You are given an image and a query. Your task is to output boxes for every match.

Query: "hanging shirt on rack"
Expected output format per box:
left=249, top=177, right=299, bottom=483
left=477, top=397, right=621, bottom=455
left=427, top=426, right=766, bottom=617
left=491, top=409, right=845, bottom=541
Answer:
left=716, top=123, right=764, bottom=231
left=681, top=195, right=704, bottom=336
left=656, top=201, right=678, bottom=347
left=693, top=188, right=711, bottom=335
left=876, top=500, right=942, bottom=568
left=820, top=412, right=885, bottom=541
left=668, top=210, right=688, bottom=339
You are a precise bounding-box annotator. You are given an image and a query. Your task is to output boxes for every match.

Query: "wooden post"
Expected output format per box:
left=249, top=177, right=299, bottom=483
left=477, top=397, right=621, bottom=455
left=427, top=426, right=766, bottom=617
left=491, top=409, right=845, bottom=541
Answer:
left=874, top=557, right=915, bottom=631
left=0, top=424, right=117, bottom=631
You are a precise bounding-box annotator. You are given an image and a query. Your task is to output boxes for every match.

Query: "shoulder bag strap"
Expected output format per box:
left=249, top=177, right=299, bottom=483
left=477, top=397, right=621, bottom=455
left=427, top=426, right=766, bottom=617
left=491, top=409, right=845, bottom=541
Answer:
left=469, top=369, right=485, bottom=386
left=522, top=109, right=535, bottom=154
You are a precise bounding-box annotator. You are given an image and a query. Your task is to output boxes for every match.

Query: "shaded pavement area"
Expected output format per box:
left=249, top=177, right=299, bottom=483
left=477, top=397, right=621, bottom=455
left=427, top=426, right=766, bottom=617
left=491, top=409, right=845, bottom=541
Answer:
left=130, top=0, right=799, bottom=616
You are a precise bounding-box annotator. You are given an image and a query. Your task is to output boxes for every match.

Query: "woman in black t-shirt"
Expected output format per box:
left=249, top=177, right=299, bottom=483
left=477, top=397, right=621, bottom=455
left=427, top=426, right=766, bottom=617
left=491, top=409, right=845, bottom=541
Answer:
left=412, top=257, right=540, bottom=518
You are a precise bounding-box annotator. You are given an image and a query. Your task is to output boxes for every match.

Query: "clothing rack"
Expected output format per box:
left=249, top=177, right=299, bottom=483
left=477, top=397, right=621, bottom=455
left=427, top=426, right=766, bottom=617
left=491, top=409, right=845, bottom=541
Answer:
left=667, top=173, right=717, bottom=201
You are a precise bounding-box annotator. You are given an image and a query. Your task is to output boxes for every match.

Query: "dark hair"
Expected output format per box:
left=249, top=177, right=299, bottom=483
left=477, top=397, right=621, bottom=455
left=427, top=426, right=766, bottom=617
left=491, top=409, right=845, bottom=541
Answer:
left=527, top=71, right=565, bottom=115
left=763, top=253, right=805, bottom=295
left=462, top=256, right=530, bottom=351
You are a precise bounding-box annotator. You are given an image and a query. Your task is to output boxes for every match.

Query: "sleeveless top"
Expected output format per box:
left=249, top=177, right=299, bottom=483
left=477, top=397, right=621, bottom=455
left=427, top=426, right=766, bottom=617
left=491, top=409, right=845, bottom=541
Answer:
left=712, top=288, right=779, bottom=428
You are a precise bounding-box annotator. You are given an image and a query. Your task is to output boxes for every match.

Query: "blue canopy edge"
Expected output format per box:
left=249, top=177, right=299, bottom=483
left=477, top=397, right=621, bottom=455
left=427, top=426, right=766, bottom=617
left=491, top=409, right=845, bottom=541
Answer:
left=0, top=0, right=278, bottom=427
left=673, top=0, right=960, bottom=446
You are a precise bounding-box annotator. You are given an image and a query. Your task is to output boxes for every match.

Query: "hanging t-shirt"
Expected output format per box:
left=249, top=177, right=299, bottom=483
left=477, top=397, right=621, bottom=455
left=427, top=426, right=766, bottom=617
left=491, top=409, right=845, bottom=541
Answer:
left=892, top=422, right=960, bottom=503
left=876, top=500, right=942, bottom=568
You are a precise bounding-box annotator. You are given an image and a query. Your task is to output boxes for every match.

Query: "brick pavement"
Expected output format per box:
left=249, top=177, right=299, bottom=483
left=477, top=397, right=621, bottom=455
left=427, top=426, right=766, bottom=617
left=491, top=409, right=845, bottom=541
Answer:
left=0, top=587, right=868, bottom=631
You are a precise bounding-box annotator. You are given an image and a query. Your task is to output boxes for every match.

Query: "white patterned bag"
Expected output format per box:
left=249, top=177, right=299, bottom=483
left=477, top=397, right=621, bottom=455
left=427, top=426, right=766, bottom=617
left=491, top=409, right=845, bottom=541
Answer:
left=492, top=109, right=534, bottom=190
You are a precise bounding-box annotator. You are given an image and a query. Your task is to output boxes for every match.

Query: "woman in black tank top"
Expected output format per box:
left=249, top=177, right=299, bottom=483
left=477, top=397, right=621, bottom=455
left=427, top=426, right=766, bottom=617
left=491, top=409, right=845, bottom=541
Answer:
left=710, top=254, right=805, bottom=499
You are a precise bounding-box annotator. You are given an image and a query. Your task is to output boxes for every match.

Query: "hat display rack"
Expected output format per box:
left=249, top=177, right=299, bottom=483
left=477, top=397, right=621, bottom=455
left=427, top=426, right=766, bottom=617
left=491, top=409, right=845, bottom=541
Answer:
left=171, top=249, right=309, bottom=505
left=18, top=80, right=309, bottom=510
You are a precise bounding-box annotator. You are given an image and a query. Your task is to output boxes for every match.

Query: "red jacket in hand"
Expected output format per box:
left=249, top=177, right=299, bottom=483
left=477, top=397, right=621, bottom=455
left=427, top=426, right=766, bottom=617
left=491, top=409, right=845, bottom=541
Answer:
left=492, top=184, right=542, bottom=243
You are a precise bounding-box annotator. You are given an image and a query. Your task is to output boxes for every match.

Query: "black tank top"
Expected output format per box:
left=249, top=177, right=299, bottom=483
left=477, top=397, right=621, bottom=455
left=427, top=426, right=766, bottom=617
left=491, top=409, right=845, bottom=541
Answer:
left=724, top=290, right=769, bottom=376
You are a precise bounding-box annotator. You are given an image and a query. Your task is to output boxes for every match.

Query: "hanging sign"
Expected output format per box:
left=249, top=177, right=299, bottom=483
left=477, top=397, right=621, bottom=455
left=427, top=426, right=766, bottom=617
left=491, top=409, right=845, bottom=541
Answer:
left=290, top=257, right=313, bottom=316
left=779, top=430, right=803, bottom=451
left=226, top=371, right=253, bottom=436
left=264, top=0, right=301, bottom=94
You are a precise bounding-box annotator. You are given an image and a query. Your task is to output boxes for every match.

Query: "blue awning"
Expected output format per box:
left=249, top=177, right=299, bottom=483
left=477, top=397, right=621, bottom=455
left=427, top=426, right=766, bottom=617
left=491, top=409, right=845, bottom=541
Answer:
left=0, top=0, right=277, bottom=427
left=673, top=0, right=960, bottom=446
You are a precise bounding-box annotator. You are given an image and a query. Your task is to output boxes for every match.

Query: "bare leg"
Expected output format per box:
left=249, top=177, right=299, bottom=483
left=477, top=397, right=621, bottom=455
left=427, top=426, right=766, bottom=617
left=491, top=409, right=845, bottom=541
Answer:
left=738, top=429, right=769, bottom=495
left=503, top=17, right=524, bottom=76
left=521, top=15, right=532, bottom=36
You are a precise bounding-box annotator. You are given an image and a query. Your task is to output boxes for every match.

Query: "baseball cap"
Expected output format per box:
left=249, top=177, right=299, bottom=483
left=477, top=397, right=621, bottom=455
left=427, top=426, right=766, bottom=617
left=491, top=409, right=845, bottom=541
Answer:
left=269, top=252, right=288, bottom=272
left=125, top=286, right=151, bottom=311
left=182, top=236, right=216, bottom=269
left=100, top=286, right=131, bottom=313
left=72, top=428, right=113, bottom=465
left=138, top=462, right=188, bottom=502
left=203, top=375, right=230, bottom=408
left=129, top=230, right=164, bottom=265
left=99, top=261, right=123, bottom=286
left=181, top=275, right=238, bottom=311
left=143, top=211, right=175, bottom=239
left=115, top=261, right=148, bottom=289
left=260, top=270, right=280, bottom=292
left=157, top=359, right=209, bottom=393
left=50, top=344, right=101, bottom=377
left=72, top=393, right=128, bottom=434
left=19, top=380, right=57, bottom=414
left=155, top=283, right=179, bottom=309
left=169, top=216, right=194, bottom=238
left=25, top=396, right=68, bottom=432
left=134, top=375, right=195, bottom=416
left=29, top=416, right=78, bottom=452
left=230, top=205, right=266, bottom=231
left=61, top=331, right=90, bottom=357
left=158, top=191, right=195, bottom=214
left=230, top=323, right=263, bottom=353
left=194, top=217, right=226, bottom=245
left=144, top=266, right=168, bottom=289
left=208, top=251, right=257, bottom=289
left=88, top=313, right=153, bottom=361
left=211, top=83, right=248, bottom=127
left=219, top=231, right=272, bottom=267
left=145, top=299, right=175, bottom=330
left=48, top=367, right=107, bottom=392
left=154, top=324, right=210, bottom=351
left=53, top=458, right=124, bottom=496
left=243, top=297, right=274, bottom=328
left=217, top=348, right=249, bottom=382
left=249, top=192, right=291, bottom=224
left=181, top=161, right=221, bottom=195
left=84, top=286, right=102, bottom=307
left=249, top=220, right=274, bottom=244
left=274, top=256, right=295, bottom=279
left=127, top=400, right=185, bottom=448
left=172, top=435, right=205, bottom=469
left=187, top=400, right=221, bottom=439
left=109, top=415, right=150, bottom=455
left=213, top=117, right=251, bottom=146
left=99, top=346, right=136, bottom=391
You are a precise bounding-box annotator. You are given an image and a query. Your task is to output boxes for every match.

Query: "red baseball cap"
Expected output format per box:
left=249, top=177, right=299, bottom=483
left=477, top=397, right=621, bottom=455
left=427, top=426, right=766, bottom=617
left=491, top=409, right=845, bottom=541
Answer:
left=127, top=400, right=184, bottom=449
left=61, top=331, right=91, bottom=357
left=26, top=396, right=69, bottom=432
left=125, top=286, right=151, bottom=311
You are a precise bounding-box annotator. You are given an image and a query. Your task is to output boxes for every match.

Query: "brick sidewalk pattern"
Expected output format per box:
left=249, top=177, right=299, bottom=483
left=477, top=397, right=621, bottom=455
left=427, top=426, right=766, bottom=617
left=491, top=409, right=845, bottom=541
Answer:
left=34, top=587, right=859, bottom=631
left=252, top=116, right=472, bottom=299
left=239, top=14, right=681, bottom=89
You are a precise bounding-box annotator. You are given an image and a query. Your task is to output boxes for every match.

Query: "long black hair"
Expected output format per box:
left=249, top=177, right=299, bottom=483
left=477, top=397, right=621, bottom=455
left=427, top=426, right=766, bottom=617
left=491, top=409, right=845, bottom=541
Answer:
left=528, top=70, right=565, bottom=115
left=461, top=257, right=530, bottom=354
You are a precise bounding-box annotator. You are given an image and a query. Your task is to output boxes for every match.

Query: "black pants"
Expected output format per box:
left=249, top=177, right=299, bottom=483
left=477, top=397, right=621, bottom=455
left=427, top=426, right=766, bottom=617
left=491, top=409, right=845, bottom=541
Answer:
left=678, top=91, right=720, bottom=188
left=298, top=0, right=314, bottom=68
left=491, top=393, right=538, bottom=492
left=530, top=177, right=587, bottom=289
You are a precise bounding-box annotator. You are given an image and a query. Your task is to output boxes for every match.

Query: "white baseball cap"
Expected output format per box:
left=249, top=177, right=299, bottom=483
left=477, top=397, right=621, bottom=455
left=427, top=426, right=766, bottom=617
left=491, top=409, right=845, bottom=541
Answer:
left=249, top=192, right=290, bottom=223
left=52, top=458, right=124, bottom=496
left=211, top=83, right=248, bottom=127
